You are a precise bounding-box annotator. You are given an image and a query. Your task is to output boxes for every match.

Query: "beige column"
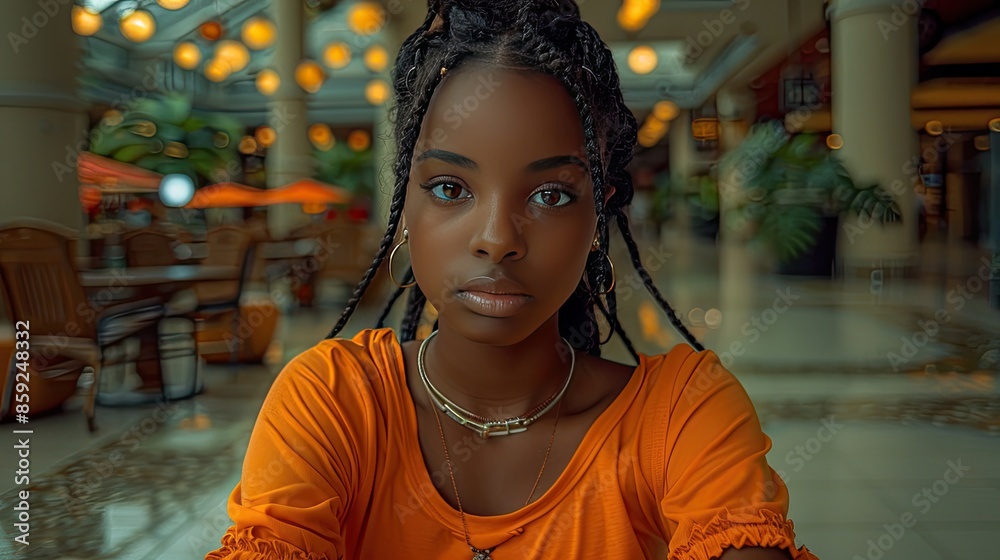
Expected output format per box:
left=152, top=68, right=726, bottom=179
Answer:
left=716, top=86, right=756, bottom=242
left=373, top=2, right=427, bottom=229
left=714, top=87, right=759, bottom=351
left=829, top=0, right=919, bottom=276
left=0, top=1, right=86, bottom=227
left=668, top=110, right=696, bottom=235
left=266, top=0, right=312, bottom=239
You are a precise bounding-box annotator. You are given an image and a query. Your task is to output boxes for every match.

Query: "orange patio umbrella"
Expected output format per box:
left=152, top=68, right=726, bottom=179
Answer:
left=185, top=182, right=265, bottom=208
left=268, top=178, right=352, bottom=205
left=77, top=152, right=162, bottom=192
left=183, top=179, right=352, bottom=209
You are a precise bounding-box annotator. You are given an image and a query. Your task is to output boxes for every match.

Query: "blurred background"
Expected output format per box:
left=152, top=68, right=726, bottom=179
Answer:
left=0, top=0, right=998, bottom=558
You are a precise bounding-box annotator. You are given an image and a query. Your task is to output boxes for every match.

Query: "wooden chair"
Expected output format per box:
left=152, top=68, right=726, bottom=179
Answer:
left=122, top=229, right=179, bottom=267
left=0, top=219, right=165, bottom=431
left=176, top=226, right=258, bottom=364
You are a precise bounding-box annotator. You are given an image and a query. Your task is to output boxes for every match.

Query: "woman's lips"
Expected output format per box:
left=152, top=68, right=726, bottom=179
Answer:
left=456, top=290, right=532, bottom=318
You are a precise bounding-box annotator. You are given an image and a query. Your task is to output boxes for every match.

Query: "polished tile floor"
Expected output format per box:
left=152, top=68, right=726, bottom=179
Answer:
left=1, top=230, right=997, bottom=560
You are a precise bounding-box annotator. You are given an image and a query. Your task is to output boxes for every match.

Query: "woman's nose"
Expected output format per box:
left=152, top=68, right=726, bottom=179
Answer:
left=468, top=198, right=527, bottom=263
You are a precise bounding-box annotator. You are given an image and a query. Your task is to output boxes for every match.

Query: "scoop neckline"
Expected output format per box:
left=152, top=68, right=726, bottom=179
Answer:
left=383, top=331, right=648, bottom=533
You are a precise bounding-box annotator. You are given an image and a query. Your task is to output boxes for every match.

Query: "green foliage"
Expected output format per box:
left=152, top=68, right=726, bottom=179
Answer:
left=314, top=142, right=375, bottom=197
left=725, top=121, right=902, bottom=262
left=89, top=92, right=243, bottom=184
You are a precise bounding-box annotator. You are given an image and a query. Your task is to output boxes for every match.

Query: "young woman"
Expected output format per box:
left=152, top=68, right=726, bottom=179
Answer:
left=207, top=1, right=817, bottom=558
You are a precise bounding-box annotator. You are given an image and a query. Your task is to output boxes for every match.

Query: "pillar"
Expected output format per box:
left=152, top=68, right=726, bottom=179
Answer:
left=829, top=0, right=919, bottom=277
left=375, top=1, right=428, bottom=229
left=0, top=1, right=86, bottom=227
left=668, top=110, right=697, bottom=234
left=716, top=86, right=756, bottom=242
left=266, top=0, right=312, bottom=239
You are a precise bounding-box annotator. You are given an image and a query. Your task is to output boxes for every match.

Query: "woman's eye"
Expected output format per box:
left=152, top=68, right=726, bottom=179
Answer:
left=531, top=189, right=574, bottom=208
left=427, top=182, right=471, bottom=201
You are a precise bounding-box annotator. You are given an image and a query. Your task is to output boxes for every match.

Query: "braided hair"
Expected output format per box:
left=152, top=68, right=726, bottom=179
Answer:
left=325, top=0, right=703, bottom=357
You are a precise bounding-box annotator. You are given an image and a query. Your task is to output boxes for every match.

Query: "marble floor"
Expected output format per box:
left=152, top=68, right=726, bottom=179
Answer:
left=1, top=230, right=998, bottom=560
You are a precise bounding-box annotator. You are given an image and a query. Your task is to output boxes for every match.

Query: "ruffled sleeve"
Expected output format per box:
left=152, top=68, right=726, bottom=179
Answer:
left=204, top=338, right=380, bottom=560
left=653, top=348, right=819, bottom=560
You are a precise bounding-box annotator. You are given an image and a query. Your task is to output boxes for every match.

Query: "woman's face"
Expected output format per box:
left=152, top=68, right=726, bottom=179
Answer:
left=404, top=65, right=597, bottom=345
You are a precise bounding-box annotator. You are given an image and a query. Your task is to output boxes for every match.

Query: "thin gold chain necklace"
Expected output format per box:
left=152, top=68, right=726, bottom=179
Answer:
left=430, top=377, right=563, bottom=559
left=418, top=330, right=575, bottom=438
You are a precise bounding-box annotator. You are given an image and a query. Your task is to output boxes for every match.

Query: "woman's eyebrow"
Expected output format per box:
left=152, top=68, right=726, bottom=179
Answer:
left=414, top=150, right=588, bottom=173
left=526, top=155, right=588, bottom=173
left=415, top=149, right=478, bottom=169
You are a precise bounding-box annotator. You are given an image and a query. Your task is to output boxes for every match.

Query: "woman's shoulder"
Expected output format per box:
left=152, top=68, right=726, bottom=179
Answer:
left=634, top=343, right=748, bottom=415
left=276, top=327, right=402, bottom=399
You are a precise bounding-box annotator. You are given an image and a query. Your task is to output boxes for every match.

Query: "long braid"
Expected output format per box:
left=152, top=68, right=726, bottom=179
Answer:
left=400, top=286, right=427, bottom=341
left=593, top=293, right=639, bottom=362
left=375, top=267, right=413, bottom=328
left=616, top=211, right=704, bottom=351
left=325, top=10, right=443, bottom=340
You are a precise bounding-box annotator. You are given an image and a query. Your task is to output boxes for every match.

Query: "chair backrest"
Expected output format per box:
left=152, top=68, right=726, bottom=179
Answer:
left=122, top=229, right=179, bottom=267
left=0, top=220, right=97, bottom=341
left=315, top=225, right=360, bottom=274
left=195, top=226, right=256, bottom=305
left=205, top=226, right=253, bottom=268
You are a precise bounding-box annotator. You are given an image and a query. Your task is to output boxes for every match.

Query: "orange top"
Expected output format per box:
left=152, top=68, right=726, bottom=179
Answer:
left=206, top=328, right=818, bottom=560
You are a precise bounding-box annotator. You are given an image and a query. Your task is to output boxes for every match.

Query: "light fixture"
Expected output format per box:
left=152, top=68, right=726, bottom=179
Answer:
left=323, top=42, right=352, bottom=69
left=365, top=79, right=390, bottom=105
left=347, top=130, right=371, bottom=152
left=256, top=69, right=280, bottom=96
left=644, top=118, right=667, bottom=135
left=924, top=120, right=943, bottom=136
left=156, top=0, right=189, bottom=10
left=204, top=58, right=233, bottom=82
left=652, top=100, right=678, bottom=121
left=826, top=133, right=844, bottom=150
left=348, top=2, right=386, bottom=35
left=617, top=0, right=660, bottom=33
left=989, top=118, right=1000, bottom=133
left=120, top=10, right=156, bottom=43
left=295, top=60, right=325, bottom=93
left=974, top=135, right=990, bottom=151
left=242, top=17, right=276, bottom=50
left=628, top=45, right=658, bottom=75
left=255, top=126, right=276, bottom=148
left=215, top=40, right=250, bottom=72
left=160, top=174, right=195, bottom=207
left=363, top=45, right=389, bottom=72
left=173, top=42, right=201, bottom=70
left=200, top=21, right=223, bottom=41
left=72, top=6, right=102, bottom=36
left=238, top=136, right=257, bottom=155
left=309, top=124, right=334, bottom=150
left=238, top=136, right=258, bottom=154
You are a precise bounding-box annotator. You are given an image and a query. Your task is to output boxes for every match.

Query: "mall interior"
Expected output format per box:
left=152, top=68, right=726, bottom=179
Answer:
left=0, top=0, right=998, bottom=558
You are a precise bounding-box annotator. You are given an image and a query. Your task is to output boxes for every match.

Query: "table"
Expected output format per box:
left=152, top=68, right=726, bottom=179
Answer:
left=79, top=265, right=239, bottom=400
left=80, top=265, right=238, bottom=290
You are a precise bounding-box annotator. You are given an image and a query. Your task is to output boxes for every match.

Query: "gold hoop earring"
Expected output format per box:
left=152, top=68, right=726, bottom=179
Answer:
left=583, top=252, right=615, bottom=296
left=389, top=229, right=417, bottom=288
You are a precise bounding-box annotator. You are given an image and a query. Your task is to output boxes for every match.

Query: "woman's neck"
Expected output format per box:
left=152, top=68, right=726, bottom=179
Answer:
left=422, top=322, right=574, bottom=419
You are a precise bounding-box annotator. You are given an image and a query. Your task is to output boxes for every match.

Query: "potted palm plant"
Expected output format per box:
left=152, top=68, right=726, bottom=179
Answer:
left=724, top=121, right=902, bottom=275
left=675, top=174, right=720, bottom=241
